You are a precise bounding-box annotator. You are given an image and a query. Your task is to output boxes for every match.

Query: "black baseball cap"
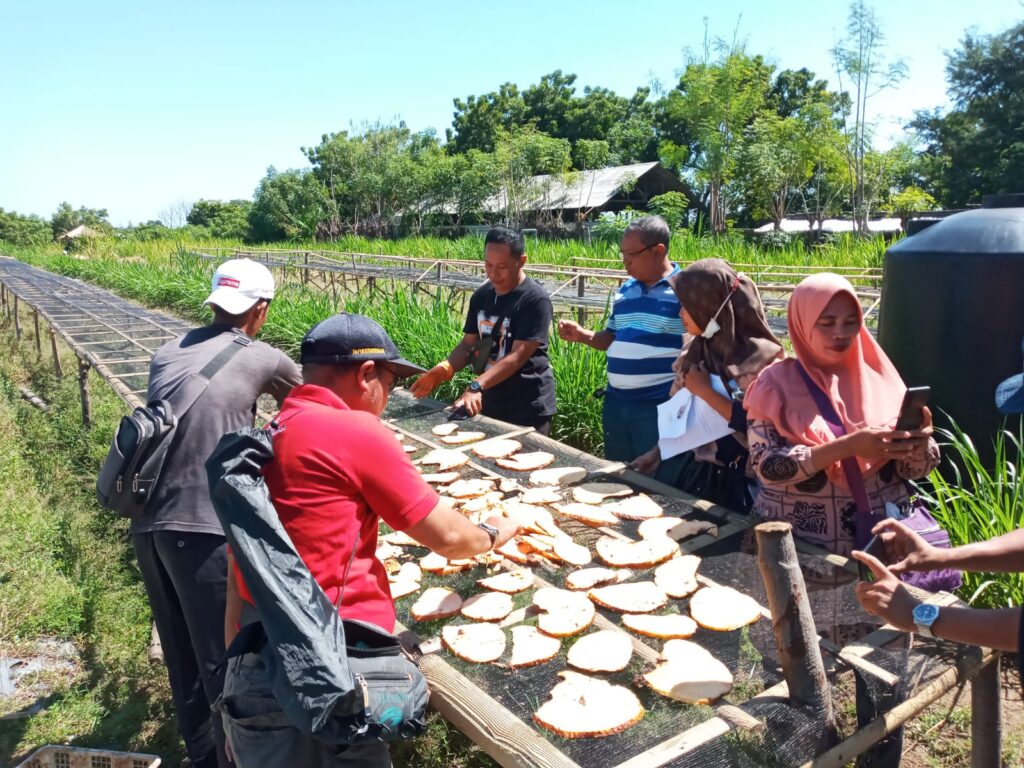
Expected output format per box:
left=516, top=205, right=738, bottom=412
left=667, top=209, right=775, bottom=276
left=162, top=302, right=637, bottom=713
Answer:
left=995, top=337, right=1024, bottom=415
left=300, top=313, right=427, bottom=378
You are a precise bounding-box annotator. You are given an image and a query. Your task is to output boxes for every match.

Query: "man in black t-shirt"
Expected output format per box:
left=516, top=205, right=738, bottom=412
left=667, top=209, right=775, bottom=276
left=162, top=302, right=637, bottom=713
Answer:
left=410, top=227, right=556, bottom=432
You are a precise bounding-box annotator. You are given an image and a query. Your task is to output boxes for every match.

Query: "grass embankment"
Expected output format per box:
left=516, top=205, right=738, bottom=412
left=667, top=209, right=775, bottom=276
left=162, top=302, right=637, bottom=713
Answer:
left=0, top=309, right=180, bottom=764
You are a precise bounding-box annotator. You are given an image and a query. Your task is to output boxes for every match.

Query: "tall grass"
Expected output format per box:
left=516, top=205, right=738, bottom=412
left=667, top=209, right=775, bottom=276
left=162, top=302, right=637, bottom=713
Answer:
left=12, top=251, right=611, bottom=453
left=918, top=421, right=1024, bottom=608
left=4, top=229, right=891, bottom=271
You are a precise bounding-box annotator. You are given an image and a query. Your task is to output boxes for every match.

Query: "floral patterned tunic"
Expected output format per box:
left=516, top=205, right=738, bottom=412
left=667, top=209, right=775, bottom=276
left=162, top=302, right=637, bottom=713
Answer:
left=748, top=418, right=941, bottom=556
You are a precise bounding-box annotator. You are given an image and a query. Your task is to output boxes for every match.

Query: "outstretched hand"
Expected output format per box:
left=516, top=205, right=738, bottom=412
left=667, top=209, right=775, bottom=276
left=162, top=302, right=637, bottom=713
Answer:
left=409, top=364, right=451, bottom=399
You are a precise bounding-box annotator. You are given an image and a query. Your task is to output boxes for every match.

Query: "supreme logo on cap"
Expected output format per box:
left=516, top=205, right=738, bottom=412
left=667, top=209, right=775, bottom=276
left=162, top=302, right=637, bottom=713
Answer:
left=352, top=347, right=385, bottom=354
left=216, top=276, right=241, bottom=288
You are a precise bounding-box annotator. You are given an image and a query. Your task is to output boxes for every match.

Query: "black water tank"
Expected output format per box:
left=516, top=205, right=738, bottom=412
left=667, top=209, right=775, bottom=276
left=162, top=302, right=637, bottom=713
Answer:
left=879, top=194, right=1024, bottom=458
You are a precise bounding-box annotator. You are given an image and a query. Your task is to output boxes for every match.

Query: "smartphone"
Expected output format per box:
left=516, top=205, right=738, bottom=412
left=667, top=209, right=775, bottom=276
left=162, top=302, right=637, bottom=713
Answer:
left=448, top=405, right=470, bottom=421
left=857, top=534, right=886, bottom=581
left=894, top=386, right=931, bottom=432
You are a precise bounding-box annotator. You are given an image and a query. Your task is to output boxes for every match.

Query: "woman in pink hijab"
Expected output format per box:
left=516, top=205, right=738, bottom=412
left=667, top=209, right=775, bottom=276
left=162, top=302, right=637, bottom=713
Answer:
left=744, top=273, right=939, bottom=556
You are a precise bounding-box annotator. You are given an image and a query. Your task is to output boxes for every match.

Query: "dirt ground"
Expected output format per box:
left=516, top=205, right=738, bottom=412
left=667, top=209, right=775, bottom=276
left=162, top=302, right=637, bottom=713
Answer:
left=901, top=664, right=1024, bottom=768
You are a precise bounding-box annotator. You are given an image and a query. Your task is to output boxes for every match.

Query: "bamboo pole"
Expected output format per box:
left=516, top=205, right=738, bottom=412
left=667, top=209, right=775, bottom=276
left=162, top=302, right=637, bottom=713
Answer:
left=755, top=521, right=837, bottom=749
left=971, top=653, right=1002, bottom=767
left=77, top=358, right=92, bottom=427
left=18, top=386, right=49, bottom=412
left=50, top=329, right=63, bottom=380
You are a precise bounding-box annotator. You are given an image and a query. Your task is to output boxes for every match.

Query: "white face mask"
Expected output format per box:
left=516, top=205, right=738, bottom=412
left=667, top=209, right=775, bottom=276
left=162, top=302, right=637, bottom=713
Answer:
left=700, top=276, right=741, bottom=339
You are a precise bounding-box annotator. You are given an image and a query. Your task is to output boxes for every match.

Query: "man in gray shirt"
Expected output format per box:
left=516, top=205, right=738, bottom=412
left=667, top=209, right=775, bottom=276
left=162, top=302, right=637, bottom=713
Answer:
left=131, top=259, right=301, bottom=768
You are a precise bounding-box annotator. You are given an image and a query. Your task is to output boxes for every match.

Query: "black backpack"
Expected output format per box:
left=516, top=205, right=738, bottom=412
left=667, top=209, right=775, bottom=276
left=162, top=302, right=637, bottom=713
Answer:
left=96, top=335, right=251, bottom=518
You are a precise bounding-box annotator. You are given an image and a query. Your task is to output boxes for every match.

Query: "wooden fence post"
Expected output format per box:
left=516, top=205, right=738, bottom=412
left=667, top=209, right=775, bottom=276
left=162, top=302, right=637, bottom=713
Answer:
left=33, top=311, right=42, bottom=357
left=50, top=329, right=63, bottom=380
left=971, top=655, right=1002, bottom=767
left=77, top=358, right=92, bottom=428
left=576, top=274, right=588, bottom=326
left=755, top=521, right=837, bottom=748
left=1, top=283, right=6, bottom=317
left=13, top=295, right=21, bottom=340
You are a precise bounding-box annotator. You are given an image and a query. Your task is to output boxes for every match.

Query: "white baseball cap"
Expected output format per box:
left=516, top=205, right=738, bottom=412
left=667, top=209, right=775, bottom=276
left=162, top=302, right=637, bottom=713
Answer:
left=204, top=259, right=276, bottom=315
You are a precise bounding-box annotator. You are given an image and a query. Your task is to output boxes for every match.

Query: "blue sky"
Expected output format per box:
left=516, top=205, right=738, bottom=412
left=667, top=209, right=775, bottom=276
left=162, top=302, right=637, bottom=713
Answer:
left=1, top=0, right=1020, bottom=226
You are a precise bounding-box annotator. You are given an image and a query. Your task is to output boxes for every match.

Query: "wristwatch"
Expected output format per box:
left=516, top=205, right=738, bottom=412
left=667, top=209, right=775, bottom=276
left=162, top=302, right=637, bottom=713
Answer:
left=912, top=602, right=941, bottom=637
left=468, top=380, right=483, bottom=394
left=477, top=521, right=499, bottom=548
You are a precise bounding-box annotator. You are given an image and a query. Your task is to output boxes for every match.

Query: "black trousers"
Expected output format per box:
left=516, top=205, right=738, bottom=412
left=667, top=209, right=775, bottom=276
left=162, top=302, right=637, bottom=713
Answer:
left=133, top=531, right=231, bottom=768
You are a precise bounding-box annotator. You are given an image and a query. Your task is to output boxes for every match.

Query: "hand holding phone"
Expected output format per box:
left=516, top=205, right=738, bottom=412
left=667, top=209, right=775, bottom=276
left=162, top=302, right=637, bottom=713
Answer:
left=448, top=405, right=470, bottom=421
left=894, top=387, right=931, bottom=432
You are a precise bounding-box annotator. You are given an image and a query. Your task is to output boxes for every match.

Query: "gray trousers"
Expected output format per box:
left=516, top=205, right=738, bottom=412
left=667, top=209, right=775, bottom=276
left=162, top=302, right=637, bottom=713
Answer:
left=219, top=652, right=392, bottom=768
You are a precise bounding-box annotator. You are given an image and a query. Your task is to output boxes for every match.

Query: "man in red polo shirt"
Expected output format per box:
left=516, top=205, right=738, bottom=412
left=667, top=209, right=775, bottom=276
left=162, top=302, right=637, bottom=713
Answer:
left=222, top=313, right=520, bottom=768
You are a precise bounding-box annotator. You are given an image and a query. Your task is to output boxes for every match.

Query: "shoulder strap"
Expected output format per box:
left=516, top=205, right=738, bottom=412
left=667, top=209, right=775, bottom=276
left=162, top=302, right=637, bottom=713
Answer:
left=199, top=334, right=252, bottom=379
left=794, top=362, right=874, bottom=548
left=165, top=334, right=252, bottom=418
left=334, top=529, right=362, bottom=610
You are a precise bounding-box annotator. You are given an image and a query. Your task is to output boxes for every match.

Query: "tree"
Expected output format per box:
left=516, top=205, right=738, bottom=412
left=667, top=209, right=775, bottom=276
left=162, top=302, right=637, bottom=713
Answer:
left=158, top=200, right=192, bottom=229
left=492, top=128, right=572, bottom=229
left=647, top=192, right=690, bottom=231
left=910, top=21, right=1024, bottom=207
left=187, top=199, right=252, bottom=238
left=446, top=84, right=528, bottom=154
left=889, top=185, right=937, bottom=228
left=660, top=40, right=773, bottom=233
left=832, top=0, right=907, bottom=230
left=0, top=209, right=51, bottom=246
left=768, top=68, right=847, bottom=119
left=248, top=167, right=331, bottom=242
left=304, top=122, right=440, bottom=235
left=740, top=100, right=844, bottom=229
left=50, top=202, right=112, bottom=239
left=523, top=70, right=578, bottom=139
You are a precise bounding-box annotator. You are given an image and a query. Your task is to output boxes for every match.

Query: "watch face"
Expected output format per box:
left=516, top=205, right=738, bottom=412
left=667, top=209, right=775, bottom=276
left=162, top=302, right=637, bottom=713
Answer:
left=469, top=381, right=482, bottom=393
left=913, top=603, right=940, bottom=625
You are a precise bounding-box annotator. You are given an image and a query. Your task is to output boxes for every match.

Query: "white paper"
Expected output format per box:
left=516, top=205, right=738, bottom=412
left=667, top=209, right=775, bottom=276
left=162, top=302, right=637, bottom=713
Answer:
left=656, top=376, right=734, bottom=460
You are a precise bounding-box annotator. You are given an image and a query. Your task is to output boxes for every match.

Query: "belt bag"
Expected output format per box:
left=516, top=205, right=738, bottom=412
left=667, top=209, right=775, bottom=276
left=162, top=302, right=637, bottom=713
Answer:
left=795, top=363, right=962, bottom=593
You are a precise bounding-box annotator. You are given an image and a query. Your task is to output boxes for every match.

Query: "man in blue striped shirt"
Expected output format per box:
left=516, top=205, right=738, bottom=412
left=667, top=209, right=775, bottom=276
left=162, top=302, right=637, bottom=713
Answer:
left=559, top=215, right=684, bottom=482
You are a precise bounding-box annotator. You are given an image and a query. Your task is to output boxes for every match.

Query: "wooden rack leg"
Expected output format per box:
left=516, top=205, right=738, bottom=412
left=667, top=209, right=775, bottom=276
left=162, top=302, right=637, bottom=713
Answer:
left=14, top=295, right=21, bottom=340
left=1, top=283, right=6, bottom=317
left=576, top=275, right=588, bottom=326
left=50, top=330, right=63, bottom=380
left=756, top=521, right=837, bottom=747
left=33, top=311, right=42, bottom=357
left=77, top=358, right=92, bottom=427
left=971, top=654, right=1002, bottom=767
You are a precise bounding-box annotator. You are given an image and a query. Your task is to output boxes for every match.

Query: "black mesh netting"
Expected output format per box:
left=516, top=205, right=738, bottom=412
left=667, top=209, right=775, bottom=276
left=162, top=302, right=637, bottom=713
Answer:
left=385, top=404, right=972, bottom=768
